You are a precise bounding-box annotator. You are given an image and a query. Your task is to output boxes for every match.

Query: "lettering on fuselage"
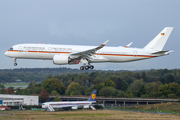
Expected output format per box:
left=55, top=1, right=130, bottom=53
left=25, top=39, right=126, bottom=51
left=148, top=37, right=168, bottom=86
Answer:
left=23, top=46, right=72, bottom=52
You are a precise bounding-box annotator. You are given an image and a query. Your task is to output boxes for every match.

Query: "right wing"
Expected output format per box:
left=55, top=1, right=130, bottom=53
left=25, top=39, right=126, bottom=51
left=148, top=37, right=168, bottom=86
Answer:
left=70, top=40, right=109, bottom=60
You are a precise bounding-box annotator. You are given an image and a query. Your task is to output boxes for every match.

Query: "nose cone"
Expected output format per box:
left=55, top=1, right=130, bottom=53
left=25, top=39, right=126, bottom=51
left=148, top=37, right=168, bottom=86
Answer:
left=4, top=51, right=9, bottom=56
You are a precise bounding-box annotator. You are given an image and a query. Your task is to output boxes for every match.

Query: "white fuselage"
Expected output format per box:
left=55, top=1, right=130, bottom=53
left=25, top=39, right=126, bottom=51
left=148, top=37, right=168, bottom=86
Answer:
left=42, top=101, right=95, bottom=109
left=4, top=43, right=161, bottom=63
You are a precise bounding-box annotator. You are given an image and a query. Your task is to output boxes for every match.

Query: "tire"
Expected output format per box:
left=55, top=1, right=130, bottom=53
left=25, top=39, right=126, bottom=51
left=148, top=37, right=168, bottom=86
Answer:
left=85, top=66, right=89, bottom=70
left=90, top=65, right=94, bottom=69
left=80, top=66, right=84, bottom=70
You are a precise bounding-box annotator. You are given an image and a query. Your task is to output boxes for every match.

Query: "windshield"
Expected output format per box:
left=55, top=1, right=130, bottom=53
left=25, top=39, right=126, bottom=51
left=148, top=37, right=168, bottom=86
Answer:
left=9, top=47, right=13, bottom=50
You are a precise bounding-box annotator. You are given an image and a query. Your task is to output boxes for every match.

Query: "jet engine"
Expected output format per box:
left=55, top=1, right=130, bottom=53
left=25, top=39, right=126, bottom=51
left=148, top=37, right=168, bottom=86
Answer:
left=53, top=54, right=79, bottom=65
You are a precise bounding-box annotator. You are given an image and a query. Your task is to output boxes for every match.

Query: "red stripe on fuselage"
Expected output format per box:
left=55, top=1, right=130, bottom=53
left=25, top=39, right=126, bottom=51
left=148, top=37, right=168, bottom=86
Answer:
left=7, top=50, right=156, bottom=58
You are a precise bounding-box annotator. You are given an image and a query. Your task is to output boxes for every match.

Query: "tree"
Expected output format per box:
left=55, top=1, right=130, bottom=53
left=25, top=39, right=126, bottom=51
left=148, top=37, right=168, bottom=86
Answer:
left=70, top=90, right=81, bottom=95
left=15, top=88, right=23, bottom=95
left=102, top=79, right=115, bottom=88
left=22, top=88, right=30, bottom=95
left=0, top=88, right=6, bottom=94
left=0, top=83, right=5, bottom=88
left=176, top=88, right=180, bottom=98
left=142, top=72, right=148, bottom=83
left=168, top=82, right=179, bottom=94
left=50, top=90, right=59, bottom=95
left=164, top=73, right=175, bottom=84
left=28, top=80, right=36, bottom=88
left=34, top=87, right=42, bottom=94
left=66, top=82, right=80, bottom=95
left=134, top=72, right=141, bottom=79
left=158, top=84, right=169, bottom=97
left=91, top=84, right=104, bottom=96
left=158, top=82, right=179, bottom=98
left=129, top=79, right=144, bottom=97
left=99, top=87, right=114, bottom=97
left=113, top=77, right=129, bottom=91
left=53, top=95, right=61, bottom=101
left=42, top=78, right=66, bottom=95
left=39, top=89, right=49, bottom=102
left=125, top=89, right=134, bottom=98
left=6, top=87, right=14, bottom=94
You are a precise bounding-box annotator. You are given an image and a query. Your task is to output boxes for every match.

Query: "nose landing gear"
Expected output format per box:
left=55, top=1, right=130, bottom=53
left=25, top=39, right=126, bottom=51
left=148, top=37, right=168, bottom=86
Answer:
left=14, top=58, right=17, bottom=66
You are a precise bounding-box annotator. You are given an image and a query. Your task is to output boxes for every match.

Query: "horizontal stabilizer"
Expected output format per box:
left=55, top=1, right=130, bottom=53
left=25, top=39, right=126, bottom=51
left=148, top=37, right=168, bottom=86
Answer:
left=151, top=50, right=170, bottom=55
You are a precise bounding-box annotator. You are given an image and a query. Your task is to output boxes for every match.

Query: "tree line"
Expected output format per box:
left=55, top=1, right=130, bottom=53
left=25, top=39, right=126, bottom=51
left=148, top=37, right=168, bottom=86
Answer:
left=1, top=68, right=180, bottom=102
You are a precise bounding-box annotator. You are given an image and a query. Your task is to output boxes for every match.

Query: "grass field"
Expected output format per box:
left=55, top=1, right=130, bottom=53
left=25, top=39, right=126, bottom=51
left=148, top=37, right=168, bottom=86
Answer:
left=3, top=83, right=29, bottom=87
left=106, top=102, right=180, bottom=114
left=0, top=109, right=180, bottom=120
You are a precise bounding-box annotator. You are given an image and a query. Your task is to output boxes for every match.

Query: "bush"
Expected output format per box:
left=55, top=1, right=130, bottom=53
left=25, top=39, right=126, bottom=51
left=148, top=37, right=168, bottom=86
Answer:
left=117, top=90, right=125, bottom=97
left=160, top=95, right=165, bottom=99
left=9, top=105, right=41, bottom=110
left=141, top=94, right=149, bottom=98
left=111, top=89, right=119, bottom=97
left=72, top=90, right=82, bottom=95
left=168, top=93, right=177, bottom=98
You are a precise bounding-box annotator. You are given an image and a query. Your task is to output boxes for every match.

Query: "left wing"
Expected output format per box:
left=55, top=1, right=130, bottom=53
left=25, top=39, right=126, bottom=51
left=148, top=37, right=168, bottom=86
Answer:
left=70, top=40, right=109, bottom=60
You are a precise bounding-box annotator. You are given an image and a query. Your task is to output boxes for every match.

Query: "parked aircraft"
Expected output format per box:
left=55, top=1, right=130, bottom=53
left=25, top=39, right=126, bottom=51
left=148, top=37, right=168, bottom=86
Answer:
left=42, top=89, right=97, bottom=111
left=4, top=27, right=173, bottom=70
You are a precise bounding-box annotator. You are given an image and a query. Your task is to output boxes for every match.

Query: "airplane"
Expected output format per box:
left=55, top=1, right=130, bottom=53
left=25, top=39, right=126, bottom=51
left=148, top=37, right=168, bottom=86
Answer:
left=4, top=27, right=173, bottom=70
left=41, top=89, right=97, bottom=111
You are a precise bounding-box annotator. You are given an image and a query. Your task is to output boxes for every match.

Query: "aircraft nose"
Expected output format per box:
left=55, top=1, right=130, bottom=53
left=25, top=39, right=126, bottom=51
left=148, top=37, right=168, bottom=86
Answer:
left=4, top=51, right=9, bottom=56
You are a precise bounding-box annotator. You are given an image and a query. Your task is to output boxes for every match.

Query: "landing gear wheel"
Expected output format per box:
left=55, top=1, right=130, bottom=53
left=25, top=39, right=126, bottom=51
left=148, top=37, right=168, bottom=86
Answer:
left=14, top=63, right=17, bottom=66
left=80, top=66, right=84, bottom=70
left=85, top=66, right=89, bottom=70
left=89, top=65, right=94, bottom=69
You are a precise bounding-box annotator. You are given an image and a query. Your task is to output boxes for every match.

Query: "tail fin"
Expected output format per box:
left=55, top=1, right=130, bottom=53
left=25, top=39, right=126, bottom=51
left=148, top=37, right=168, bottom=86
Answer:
left=144, top=27, right=173, bottom=51
left=87, top=89, right=97, bottom=101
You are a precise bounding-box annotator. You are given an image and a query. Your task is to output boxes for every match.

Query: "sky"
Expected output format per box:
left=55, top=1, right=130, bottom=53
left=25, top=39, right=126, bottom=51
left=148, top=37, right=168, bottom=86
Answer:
left=0, top=0, right=180, bottom=70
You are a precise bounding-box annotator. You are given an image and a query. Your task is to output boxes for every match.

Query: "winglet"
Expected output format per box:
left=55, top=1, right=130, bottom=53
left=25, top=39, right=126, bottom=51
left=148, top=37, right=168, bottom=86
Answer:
left=125, top=42, right=133, bottom=48
left=87, top=89, right=97, bottom=101
left=101, top=40, right=109, bottom=46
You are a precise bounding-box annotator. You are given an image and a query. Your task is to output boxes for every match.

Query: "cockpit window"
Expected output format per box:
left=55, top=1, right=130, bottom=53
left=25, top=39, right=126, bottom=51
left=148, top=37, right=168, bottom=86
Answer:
left=9, top=47, right=13, bottom=50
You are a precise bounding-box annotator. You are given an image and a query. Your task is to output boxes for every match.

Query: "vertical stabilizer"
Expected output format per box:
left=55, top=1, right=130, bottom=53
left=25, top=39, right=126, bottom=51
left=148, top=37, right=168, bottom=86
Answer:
left=87, top=89, right=97, bottom=101
left=144, top=27, right=173, bottom=51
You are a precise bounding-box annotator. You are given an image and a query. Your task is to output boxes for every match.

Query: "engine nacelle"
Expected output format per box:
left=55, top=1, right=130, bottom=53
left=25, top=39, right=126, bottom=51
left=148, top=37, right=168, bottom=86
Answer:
left=53, top=54, right=80, bottom=65
left=71, top=106, right=78, bottom=110
left=53, top=54, right=69, bottom=65
left=84, top=105, right=89, bottom=109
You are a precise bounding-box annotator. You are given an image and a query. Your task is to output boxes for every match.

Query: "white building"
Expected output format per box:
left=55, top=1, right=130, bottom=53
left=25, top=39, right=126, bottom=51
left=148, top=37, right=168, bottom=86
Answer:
left=0, top=94, right=39, bottom=106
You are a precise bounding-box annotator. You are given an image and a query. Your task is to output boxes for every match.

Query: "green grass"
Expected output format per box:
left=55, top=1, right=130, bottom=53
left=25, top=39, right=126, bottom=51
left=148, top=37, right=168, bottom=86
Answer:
left=3, top=83, right=29, bottom=87
left=106, top=102, right=180, bottom=114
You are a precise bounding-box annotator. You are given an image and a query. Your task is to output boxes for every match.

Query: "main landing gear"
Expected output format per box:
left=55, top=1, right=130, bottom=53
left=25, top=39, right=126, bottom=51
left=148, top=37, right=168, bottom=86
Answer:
left=80, top=65, right=94, bottom=70
left=14, top=58, right=17, bottom=66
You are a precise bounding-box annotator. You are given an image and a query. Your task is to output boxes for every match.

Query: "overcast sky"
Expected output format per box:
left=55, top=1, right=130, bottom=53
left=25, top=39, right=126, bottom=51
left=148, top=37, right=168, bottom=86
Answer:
left=1, top=0, right=180, bottom=70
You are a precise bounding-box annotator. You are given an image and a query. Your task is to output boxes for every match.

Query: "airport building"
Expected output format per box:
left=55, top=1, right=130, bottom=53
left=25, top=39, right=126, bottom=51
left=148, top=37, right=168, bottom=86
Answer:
left=0, top=94, right=39, bottom=106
